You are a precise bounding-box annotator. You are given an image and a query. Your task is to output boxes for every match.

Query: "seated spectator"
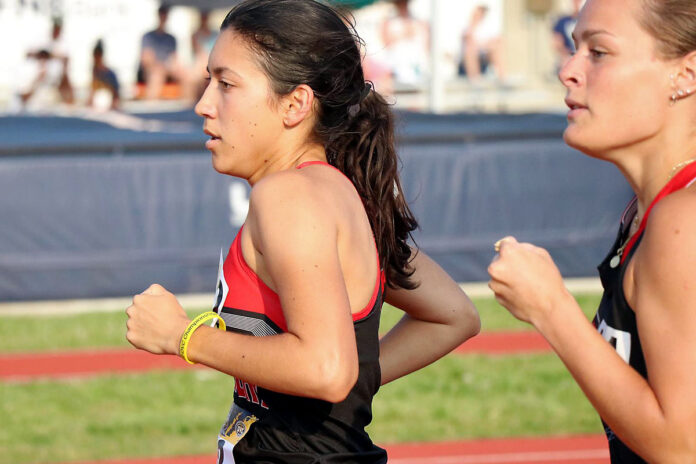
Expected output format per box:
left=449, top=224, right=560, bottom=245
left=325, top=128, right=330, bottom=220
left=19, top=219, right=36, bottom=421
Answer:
left=138, top=5, right=192, bottom=101
left=459, top=4, right=505, bottom=82
left=191, top=9, right=217, bottom=99
left=87, top=40, right=120, bottom=111
left=19, top=17, right=74, bottom=107
left=552, top=0, right=583, bottom=70
left=380, top=0, right=430, bottom=87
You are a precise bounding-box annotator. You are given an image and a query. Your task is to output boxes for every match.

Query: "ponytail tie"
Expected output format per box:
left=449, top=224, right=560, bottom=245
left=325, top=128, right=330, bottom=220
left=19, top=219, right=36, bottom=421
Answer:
left=347, top=82, right=373, bottom=117
left=360, top=81, right=372, bottom=100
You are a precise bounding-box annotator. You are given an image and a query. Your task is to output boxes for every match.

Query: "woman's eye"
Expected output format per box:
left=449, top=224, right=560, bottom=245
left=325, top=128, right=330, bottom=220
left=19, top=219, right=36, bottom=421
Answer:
left=219, top=81, right=233, bottom=90
left=590, top=49, right=607, bottom=58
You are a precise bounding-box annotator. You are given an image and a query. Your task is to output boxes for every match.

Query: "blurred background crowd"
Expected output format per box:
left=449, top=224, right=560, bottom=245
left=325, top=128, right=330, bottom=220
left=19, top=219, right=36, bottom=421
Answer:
left=1, top=0, right=582, bottom=115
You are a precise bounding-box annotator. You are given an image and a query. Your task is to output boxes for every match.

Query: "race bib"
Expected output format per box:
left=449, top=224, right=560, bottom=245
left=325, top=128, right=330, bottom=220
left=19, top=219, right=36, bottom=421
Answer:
left=217, top=403, right=258, bottom=464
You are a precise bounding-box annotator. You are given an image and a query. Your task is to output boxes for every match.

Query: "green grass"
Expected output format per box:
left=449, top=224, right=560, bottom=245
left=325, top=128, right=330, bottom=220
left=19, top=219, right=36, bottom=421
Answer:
left=0, top=293, right=604, bottom=463
left=380, top=292, right=601, bottom=333
left=368, top=354, right=600, bottom=443
left=0, top=310, right=201, bottom=353
left=0, top=370, right=229, bottom=464
left=0, top=354, right=601, bottom=464
left=0, top=294, right=602, bottom=354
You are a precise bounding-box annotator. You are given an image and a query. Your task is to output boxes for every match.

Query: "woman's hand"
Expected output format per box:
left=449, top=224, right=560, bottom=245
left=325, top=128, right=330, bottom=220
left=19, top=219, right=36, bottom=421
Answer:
left=125, top=283, right=190, bottom=355
left=487, top=236, right=573, bottom=326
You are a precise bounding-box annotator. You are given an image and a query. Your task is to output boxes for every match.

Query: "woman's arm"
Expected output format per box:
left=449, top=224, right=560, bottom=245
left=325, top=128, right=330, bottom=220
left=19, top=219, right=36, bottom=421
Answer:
left=126, top=172, right=359, bottom=403
left=488, top=191, right=696, bottom=462
left=379, top=249, right=480, bottom=385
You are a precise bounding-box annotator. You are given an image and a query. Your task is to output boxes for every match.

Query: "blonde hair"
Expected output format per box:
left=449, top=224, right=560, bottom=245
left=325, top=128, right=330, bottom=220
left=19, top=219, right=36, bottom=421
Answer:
left=640, top=0, right=696, bottom=59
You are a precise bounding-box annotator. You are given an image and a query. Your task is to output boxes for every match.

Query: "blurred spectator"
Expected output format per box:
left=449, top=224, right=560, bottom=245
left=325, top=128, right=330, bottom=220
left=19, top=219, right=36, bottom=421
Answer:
left=191, top=9, right=217, bottom=99
left=19, top=17, right=74, bottom=107
left=552, top=0, right=583, bottom=70
left=362, top=53, right=394, bottom=98
left=137, top=4, right=192, bottom=101
left=87, top=39, right=120, bottom=111
left=459, top=4, right=505, bottom=82
left=379, top=0, right=429, bottom=87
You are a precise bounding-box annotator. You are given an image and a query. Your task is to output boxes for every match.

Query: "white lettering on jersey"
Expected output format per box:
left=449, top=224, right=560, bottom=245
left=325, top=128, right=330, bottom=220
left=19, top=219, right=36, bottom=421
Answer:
left=597, top=319, right=632, bottom=364
left=228, top=181, right=250, bottom=227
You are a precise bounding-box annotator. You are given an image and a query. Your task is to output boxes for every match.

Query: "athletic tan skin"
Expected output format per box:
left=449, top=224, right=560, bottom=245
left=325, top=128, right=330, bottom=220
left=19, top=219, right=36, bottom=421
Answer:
left=488, top=0, right=696, bottom=462
left=126, top=28, right=480, bottom=403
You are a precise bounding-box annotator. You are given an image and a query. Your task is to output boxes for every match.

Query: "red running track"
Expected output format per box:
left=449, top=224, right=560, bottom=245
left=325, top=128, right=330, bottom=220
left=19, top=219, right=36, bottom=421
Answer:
left=5, top=333, right=606, bottom=464
left=0, top=331, right=552, bottom=381
left=67, top=435, right=608, bottom=464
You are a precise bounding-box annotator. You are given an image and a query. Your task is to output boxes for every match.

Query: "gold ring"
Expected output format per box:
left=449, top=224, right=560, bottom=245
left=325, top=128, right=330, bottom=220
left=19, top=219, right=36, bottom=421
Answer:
left=494, top=239, right=504, bottom=253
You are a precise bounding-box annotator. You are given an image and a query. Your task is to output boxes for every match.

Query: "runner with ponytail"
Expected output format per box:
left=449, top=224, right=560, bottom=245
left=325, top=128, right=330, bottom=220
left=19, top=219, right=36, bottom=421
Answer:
left=126, top=1, right=480, bottom=462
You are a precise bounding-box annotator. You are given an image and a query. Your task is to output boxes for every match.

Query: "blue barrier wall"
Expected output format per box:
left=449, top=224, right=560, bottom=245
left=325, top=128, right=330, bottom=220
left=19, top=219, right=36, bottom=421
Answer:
left=0, top=111, right=632, bottom=301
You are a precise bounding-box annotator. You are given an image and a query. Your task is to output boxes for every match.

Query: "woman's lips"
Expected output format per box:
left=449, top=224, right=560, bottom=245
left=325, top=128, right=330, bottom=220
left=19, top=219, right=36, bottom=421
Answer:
left=565, top=99, right=588, bottom=119
left=203, top=129, right=221, bottom=149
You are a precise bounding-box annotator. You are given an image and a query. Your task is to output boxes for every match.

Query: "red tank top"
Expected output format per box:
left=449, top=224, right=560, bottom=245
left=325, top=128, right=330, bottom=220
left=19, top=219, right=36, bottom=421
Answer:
left=214, top=222, right=382, bottom=334
left=213, top=161, right=388, bottom=462
left=213, top=160, right=383, bottom=335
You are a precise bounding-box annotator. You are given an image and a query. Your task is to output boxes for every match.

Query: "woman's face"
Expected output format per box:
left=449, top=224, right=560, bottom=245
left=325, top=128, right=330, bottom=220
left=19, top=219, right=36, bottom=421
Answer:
left=195, top=28, right=285, bottom=178
left=559, top=0, right=673, bottom=158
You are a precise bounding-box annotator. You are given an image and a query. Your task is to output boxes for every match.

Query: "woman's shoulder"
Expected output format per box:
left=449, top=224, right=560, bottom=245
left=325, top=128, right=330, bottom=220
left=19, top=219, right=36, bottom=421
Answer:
left=251, top=164, right=351, bottom=205
left=633, top=186, right=696, bottom=279
left=645, top=186, right=696, bottom=238
left=244, top=165, right=364, bottom=262
left=625, top=185, right=696, bottom=337
left=248, top=165, right=357, bottom=228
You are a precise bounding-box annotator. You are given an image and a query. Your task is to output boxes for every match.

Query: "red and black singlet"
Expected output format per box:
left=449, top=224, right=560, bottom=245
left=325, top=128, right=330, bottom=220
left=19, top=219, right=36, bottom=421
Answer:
left=593, top=161, right=696, bottom=463
left=214, top=161, right=388, bottom=463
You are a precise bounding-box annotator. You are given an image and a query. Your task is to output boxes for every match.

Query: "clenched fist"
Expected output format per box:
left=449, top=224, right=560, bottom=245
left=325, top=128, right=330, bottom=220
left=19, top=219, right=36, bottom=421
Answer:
left=125, top=284, right=191, bottom=355
left=488, top=236, right=573, bottom=326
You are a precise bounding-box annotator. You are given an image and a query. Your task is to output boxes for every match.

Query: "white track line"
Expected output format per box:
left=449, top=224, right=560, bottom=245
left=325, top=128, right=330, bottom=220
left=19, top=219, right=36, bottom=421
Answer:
left=0, top=278, right=602, bottom=317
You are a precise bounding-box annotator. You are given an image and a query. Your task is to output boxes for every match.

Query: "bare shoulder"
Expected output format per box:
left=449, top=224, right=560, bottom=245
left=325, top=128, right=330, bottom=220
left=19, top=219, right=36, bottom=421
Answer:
left=246, top=167, right=355, bottom=252
left=250, top=165, right=354, bottom=215
left=641, top=187, right=696, bottom=253
left=632, top=187, right=696, bottom=306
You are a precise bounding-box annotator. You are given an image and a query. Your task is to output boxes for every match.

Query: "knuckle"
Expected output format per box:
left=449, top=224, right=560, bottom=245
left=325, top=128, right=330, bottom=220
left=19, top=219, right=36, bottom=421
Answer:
left=149, top=283, right=166, bottom=294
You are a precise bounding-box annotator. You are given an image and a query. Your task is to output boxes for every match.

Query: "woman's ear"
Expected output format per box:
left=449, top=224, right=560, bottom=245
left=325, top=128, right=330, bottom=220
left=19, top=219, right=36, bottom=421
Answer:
left=675, top=51, right=696, bottom=97
left=281, top=84, right=315, bottom=128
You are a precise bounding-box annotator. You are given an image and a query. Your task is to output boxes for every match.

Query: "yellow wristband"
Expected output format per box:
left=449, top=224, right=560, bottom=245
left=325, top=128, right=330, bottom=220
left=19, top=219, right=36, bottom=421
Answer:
left=179, top=311, right=227, bottom=365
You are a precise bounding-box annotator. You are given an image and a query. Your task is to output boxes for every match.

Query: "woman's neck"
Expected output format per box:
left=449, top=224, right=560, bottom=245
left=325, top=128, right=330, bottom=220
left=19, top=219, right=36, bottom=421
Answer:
left=611, top=132, right=696, bottom=222
left=247, top=143, right=326, bottom=186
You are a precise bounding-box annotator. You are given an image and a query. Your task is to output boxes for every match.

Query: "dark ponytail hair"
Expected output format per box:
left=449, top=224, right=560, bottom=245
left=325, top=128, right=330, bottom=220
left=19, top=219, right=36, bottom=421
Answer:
left=221, top=0, right=419, bottom=289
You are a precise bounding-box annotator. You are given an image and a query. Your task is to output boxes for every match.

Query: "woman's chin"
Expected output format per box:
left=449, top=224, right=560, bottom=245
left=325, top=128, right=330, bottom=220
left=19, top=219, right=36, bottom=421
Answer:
left=210, top=154, right=228, bottom=174
left=563, top=131, right=607, bottom=160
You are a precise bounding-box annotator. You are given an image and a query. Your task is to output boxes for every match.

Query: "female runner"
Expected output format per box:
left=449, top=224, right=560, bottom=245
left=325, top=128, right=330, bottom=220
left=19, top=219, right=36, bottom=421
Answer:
left=489, top=0, right=696, bottom=461
left=126, top=1, right=480, bottom=462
